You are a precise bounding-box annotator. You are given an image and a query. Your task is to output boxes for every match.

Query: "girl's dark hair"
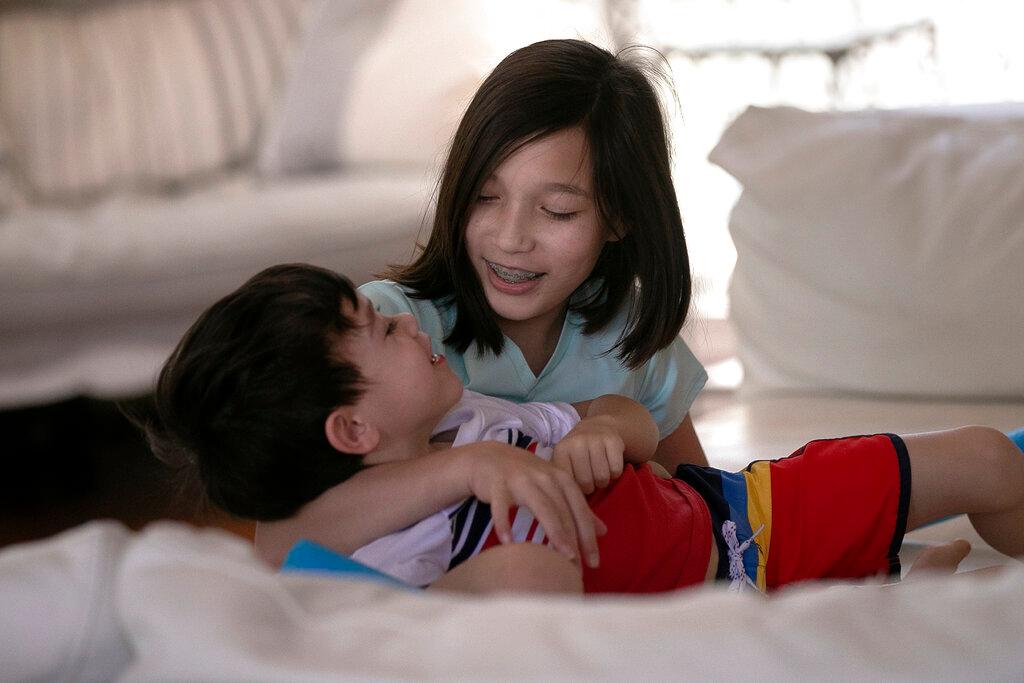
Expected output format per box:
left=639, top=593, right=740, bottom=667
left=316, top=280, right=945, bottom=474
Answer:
left=390, top=38, right=691, bottom=369
left=127, top=264, right=366, bottom=521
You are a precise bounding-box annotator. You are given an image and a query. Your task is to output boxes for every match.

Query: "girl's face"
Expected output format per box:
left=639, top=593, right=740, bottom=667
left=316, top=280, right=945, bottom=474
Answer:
left=465, top=127, right=614, bottom=340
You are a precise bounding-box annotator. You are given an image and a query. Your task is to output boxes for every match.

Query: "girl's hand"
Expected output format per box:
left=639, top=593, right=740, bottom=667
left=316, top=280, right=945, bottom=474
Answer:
left=551, top=416, right=625, bottom=495
left=461, top=442, right=607, bottom=568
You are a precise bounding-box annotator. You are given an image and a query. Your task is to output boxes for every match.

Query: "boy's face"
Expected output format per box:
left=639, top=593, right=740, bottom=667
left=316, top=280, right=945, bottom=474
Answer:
left=337, top=295, right=464, bottom=447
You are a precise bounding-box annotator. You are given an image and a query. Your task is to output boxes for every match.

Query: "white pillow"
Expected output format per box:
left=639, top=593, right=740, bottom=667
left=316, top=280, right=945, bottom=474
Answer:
left=710, top=104, right=1024, bottom=398
left=259, top=0, right=614, bottom=176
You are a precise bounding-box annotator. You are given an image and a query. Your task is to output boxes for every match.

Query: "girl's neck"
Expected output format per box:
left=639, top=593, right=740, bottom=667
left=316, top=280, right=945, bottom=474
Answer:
left=498, top=306, right=567, bottom=376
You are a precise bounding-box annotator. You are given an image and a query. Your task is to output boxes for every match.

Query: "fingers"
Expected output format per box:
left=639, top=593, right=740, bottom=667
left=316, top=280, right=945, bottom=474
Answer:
left=509, top=466, right=601, bottom=569
left=570, top=453, right=595, bottom=494
left=490, top=488, right=513, bottom=545
left=554, top=436, right=624, bottom=494
left=590, top=448, right=611, bottom=489
left=475, top=446, right=603, bottom=568
left=555, top=472, right=602, bottom=568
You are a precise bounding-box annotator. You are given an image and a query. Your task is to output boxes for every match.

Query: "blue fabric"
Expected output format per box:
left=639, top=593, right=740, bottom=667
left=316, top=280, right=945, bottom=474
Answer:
left=717, top=470, right=760, bottom=584
left=1009, top=427, right=1024, bottom=454
left=359, top=280, right=708, bottom=439
left=281, top=540, right=412, bottom=589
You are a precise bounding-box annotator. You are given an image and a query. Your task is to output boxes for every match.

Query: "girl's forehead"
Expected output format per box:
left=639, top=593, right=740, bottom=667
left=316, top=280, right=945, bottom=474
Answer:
left=488, top=128, right=593, bottom=191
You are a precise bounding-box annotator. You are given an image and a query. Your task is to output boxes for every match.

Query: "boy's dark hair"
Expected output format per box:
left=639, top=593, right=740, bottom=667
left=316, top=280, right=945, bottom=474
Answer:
left=132, top=264, right=367, bottom=521
left=390, top=38, right=691, bottom=369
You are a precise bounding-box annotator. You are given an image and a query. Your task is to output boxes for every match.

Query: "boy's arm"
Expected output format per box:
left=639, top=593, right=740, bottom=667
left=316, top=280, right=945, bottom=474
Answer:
left=553, top=395, right=660, bottom=494
left=255, top=441, right=603, bottom=568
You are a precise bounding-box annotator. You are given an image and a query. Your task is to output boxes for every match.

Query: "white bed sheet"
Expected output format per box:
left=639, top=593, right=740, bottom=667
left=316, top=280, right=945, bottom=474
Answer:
left=1, top=520, right=1022, bottom=682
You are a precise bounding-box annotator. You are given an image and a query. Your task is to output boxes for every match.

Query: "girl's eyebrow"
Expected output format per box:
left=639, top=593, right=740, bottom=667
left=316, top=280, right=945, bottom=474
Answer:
left=484, top=173, right=590, bottom=199
left=542, top=182, right=589, bottom=198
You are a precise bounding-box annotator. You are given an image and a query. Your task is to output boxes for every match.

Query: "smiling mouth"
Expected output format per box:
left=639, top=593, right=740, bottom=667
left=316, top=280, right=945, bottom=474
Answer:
left=486, top=260, right=543, bottom=284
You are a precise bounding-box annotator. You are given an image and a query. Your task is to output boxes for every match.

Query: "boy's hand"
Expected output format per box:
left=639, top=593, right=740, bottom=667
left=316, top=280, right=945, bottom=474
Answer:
left=552, top=416, right=625, bottom=495
left=462, top=442, right=607, bottom=569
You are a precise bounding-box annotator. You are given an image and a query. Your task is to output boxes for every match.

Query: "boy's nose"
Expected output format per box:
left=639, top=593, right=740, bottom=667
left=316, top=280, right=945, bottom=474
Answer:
left=395, top=313, right=419, bottom=335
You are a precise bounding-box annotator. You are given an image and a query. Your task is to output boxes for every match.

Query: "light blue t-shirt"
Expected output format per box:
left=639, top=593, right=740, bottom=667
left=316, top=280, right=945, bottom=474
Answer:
left=359, top=280, right=708, bottom=439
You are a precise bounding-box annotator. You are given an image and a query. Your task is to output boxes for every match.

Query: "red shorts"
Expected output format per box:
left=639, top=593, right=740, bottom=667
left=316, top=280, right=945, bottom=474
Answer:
left=676, top=434, right=911, bottom=591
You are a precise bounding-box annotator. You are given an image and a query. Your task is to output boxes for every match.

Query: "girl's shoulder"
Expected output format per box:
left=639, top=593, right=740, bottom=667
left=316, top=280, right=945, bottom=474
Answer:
left=359, top=279, right=454, bottom=323
left=359, top=281, right=456, bottom=365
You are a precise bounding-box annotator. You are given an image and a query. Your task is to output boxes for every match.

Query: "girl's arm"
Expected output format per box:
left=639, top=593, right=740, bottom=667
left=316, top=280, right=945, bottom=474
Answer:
left=571, top=394, right=660, bottom=464
left=255, top=442, right=603, bottom=568
left=653, top=415, right=708, bottom=469
left=554, top=395, right=659, bottom=493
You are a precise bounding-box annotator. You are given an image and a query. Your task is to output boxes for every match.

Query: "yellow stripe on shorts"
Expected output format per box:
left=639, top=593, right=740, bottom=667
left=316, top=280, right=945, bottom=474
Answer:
left=743, top=460, right=773, bottom=591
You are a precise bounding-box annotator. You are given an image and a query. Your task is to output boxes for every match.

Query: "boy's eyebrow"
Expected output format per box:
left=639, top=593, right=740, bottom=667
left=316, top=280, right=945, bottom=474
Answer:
left=353, top=296, right=378, bottom=334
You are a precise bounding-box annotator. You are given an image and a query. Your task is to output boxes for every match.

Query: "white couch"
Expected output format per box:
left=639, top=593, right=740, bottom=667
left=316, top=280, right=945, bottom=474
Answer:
left=0, top=0, right=613, bottom=409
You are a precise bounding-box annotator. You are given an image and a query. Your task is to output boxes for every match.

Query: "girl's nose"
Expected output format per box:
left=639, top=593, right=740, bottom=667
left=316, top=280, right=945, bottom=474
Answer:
left=495, top=205, right=534, bottom=253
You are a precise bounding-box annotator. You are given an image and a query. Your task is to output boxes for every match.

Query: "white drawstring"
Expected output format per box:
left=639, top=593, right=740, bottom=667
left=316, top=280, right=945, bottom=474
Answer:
left=721, top=520, right=764, bottom=593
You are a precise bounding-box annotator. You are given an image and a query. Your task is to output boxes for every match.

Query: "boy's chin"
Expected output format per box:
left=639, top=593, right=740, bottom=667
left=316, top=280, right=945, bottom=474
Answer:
left=442, top=384, right=465, bottom=412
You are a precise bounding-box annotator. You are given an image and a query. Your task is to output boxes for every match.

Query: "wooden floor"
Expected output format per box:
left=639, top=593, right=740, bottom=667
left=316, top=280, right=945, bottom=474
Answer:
left=1, top=395, right=253, bottom=550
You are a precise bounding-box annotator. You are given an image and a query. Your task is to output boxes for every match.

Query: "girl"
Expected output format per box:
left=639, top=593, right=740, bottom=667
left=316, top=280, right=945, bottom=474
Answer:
left=256, top=39, right=707, bottom=568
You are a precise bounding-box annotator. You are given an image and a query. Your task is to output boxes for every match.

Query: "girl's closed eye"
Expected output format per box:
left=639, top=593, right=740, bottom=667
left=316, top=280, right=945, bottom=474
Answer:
left=543, top=207, right=579, bottom=221
left=385, top=320, right=397, bottom=336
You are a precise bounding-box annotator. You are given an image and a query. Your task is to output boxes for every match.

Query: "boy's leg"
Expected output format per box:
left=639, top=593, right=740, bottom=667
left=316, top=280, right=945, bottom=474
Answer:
left=904, top=427, right=1024, bottom=558
left=428, top=543, right=583, bottom=595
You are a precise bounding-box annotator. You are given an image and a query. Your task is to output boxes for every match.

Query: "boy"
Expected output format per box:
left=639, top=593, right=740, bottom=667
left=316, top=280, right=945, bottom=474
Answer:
left=139, top=264, right=1024, bottom=593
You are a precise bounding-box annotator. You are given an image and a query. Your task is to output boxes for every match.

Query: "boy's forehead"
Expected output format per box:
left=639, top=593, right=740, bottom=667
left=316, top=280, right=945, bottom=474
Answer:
left=342, top=294, right=375, bottom=327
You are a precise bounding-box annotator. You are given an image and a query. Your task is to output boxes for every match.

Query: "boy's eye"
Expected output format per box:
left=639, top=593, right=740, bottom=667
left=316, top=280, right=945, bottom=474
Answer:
left=543, top=208, right=579, bottom=222
left=385, top=320, right=397, bottom=336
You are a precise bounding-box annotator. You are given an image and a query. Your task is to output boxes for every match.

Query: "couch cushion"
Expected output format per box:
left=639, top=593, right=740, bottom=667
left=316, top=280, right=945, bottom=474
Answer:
left=710, top=104, right=1024, bottom=399
left=0, top=0, right=308, bottom=204
left=258, top=0, right=614, bottom=176
left=0, top=169, right=432, bottom=406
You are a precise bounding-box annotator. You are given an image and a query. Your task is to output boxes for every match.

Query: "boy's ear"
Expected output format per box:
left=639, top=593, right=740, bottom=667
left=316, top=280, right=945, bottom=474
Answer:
left=324, top=407, right=379, bottom=455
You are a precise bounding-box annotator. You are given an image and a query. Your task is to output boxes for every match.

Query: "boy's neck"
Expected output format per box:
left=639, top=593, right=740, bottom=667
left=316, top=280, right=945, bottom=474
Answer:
left=364, top=424, right=438, bottom=465
left=364, top=393, right=463, bottom=464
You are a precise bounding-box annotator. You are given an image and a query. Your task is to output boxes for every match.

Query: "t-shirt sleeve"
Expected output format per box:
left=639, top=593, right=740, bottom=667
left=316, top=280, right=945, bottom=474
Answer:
left=512, top=400, right=580, bottom=446
left=358, top=280, right=417, bottom=316
left=459, top=392, right=580, bottom=450
left=349, top=510, right=454, bottom=587
left=358, top=280, right=448, bottom=352
left=637, top=336, right=708, bottom=439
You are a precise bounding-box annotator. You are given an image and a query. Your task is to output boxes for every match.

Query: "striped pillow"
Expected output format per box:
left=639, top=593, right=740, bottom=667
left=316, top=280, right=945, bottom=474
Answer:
left=0, top=0, right=309, bottom=204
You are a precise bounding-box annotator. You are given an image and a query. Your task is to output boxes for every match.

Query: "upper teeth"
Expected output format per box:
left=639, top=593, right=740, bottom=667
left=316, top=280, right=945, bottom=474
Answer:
left=431, top=353, right=440, bottom=364
left=488, top=261, right=541, bottom=283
